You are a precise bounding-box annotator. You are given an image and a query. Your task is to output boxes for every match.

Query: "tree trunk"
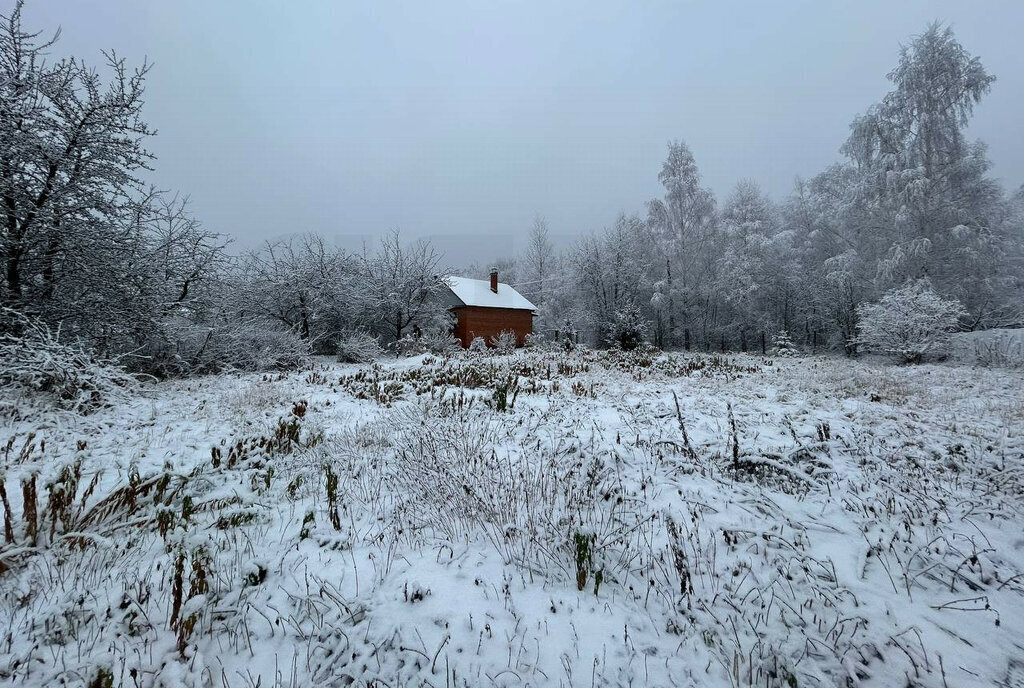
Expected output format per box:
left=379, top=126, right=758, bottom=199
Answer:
left=4, top=251, right=21, bottom=303
left=3, top=169, right=24, bottom=303
left=666, top=257, right=675, bottom=347
left=41, top=223, right=60, bottom=301
left=298, top=293, right=311, bottom=340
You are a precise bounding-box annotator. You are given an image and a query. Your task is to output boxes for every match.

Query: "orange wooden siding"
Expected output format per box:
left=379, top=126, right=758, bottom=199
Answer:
left=451, top=306, right=533, bottom=347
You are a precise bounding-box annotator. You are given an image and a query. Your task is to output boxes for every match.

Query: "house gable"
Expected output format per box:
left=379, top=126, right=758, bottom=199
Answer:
left=443, top=276, right=537, bottom=312
left=442, top=270, right=536, bottom=347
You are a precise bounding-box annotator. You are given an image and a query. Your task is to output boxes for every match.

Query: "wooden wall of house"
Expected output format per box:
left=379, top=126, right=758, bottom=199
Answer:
left=452, top=307, right=533, bottom=347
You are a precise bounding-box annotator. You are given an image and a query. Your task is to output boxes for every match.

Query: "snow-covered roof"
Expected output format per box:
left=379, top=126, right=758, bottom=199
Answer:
left=444, top=276, right=537, bottom=311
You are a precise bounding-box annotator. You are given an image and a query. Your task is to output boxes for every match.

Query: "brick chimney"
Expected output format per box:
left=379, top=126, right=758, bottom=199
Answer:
left=489, top=267, right=498, bottom=293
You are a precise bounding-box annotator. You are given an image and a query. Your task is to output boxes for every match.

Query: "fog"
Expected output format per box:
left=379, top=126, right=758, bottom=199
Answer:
left=26, top=0, right=1024, bottom=262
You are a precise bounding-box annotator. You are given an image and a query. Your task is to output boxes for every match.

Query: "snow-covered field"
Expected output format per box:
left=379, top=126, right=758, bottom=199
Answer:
left=1, top=348, right=1023, bottom=687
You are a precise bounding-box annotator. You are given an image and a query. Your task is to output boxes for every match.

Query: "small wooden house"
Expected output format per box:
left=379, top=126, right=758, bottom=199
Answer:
left=442, top=269, right=537, bottom=347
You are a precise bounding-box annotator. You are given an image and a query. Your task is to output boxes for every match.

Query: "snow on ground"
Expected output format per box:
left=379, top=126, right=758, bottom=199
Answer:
left=1, top=348, right=1023, bottom=687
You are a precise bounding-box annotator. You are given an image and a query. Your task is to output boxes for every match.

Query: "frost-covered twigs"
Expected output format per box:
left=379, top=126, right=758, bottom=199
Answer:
left=335, top=328, right=382, bottom=363
left=0, top=308, right=137, bottom=413
left=134, top=316, right=310, bottom=377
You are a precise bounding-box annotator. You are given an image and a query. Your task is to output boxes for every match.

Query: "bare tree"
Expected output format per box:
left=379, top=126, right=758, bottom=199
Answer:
left=362, top=230, right=448, bottom=344
left=521, top=214, right=554, bottom=304
left=0, top=1, right=153, bottom=314
left=235, top=234, right=357, bottom=351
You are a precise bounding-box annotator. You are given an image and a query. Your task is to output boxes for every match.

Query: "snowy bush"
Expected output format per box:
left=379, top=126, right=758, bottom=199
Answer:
left=395, top=334, right=426, bottom=357
left=0, top=308, right=137, bottom=413
left=336, top=329, right=382, bottom=363
left=468, top=336, right=488, bottom=354
left=855, top=282, right=967, bottom=363
left=421, top=330, right=461, bottom=355
left=489, top=329, right=517, bottom=353
left=523, top=332, right=565, bottom=354
left=604, top=302, right=648, bottom=351
left=136, top=317, right=309, bottom=376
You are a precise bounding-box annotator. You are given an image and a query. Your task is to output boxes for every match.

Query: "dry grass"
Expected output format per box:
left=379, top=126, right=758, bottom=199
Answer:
left=1, top=349, right=1021, bottom=686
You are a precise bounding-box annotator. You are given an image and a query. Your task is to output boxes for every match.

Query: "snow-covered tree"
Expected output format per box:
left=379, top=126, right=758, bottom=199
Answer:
left=717, top=180, right=793, bottom=351
left=362, top=230, right=449, bottom=345
left=521, top=215, right=553, bottom=301
left=0, top=2, right=154, bottom=315
left=572, top=214, right=651, bottom=346
left=646, top=140, right=718, bottom=349
left=842, top=24, right=1008, bottom=324
left=235, top=234, right=358, bottom=353
left=772, top=330, right=800, bottom=357
left=779, top=166, right=872, bottom=354
left=854, top=281, right=967, bottom=363
left=0, top=3, right=236, bottom=371
left=604, top=301, right=649, bottom=351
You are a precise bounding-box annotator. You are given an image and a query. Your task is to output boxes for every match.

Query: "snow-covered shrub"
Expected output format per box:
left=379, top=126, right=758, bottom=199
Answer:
left=137, top=317, right=309, bottom=377
left=225, top=322, right=310, bottom=371
left=395, top=334, right=426, bottom=357
left=604, top=302, right=648, bottom=351
left=468, top=336, right=488, bottom=354
left=336, top=329, right=382, bottom=363
left=523, top=332, right=565, bottom=354
left=489, top=330, right=517, bottom=353
left=772, top=330, right=801, bottom=357
left=855, top=282, right=967, bottom=363
left=421, top=330, right=461, bottom=355
left=0, top=308, right=136, bottom=413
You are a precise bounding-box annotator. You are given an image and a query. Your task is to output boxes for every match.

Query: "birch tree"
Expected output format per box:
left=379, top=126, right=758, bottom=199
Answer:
left=842, top=23, right=1006, bottom=321
left=645, top=140, right=717, bottom=349
left=521, top=215, right=553, bottom=300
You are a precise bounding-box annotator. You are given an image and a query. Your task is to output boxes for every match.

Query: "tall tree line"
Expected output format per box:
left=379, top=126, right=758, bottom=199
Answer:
left=2, top=6, right=1021, bottom=370
left=521, top=24, right=1023, bottom=352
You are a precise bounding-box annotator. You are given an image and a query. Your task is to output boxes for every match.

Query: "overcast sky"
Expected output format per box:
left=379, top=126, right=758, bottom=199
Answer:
left=19, top=0, right=1024, bottom=262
